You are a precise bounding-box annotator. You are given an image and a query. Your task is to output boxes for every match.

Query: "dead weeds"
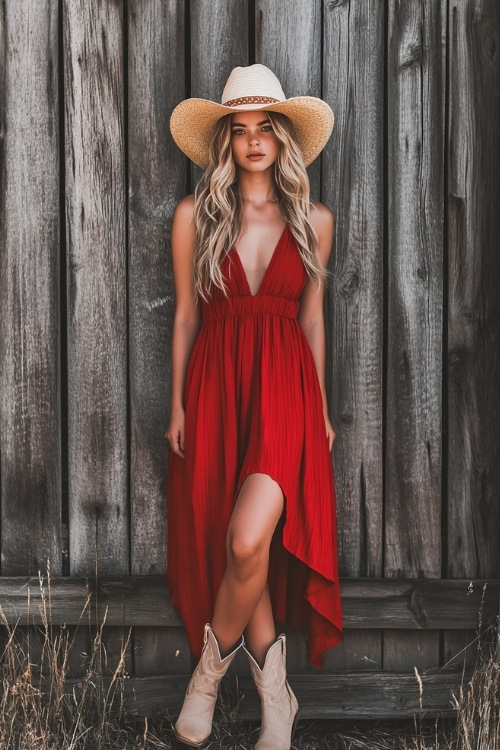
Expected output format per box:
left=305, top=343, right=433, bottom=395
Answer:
left=0, top=571, right=498, bottom=749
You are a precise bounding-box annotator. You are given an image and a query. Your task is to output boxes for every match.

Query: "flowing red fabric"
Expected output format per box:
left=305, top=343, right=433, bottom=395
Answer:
left=167, top=225, right=342, bottom=667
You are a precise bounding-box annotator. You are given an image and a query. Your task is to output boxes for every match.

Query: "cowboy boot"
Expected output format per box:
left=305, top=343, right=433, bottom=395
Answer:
left=174, top=624, right=243, bottom=747
left=245, top=634, right=299, bottom=750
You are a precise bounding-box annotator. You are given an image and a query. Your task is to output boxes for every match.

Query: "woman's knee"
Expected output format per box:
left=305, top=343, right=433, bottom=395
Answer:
left=226, top=530, right=268, bottom=575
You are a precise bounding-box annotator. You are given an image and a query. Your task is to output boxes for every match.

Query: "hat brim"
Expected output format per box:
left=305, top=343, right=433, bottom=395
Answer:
left=170, top=96, right=334, bottom=168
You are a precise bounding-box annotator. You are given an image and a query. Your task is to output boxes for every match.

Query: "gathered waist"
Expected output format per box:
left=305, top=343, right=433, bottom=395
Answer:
left=202, top=294, right=300, bottom=323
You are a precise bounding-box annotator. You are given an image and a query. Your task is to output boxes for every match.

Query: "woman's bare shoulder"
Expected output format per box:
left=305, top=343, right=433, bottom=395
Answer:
left=173, top=194, right=196, bottom=225
left=309, top=201, right=334, bottom=235
left=171, top=194, right=196, bottom=265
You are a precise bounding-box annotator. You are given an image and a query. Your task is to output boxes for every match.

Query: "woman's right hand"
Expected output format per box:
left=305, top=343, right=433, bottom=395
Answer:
left=166, top=407, right=185, bottom=458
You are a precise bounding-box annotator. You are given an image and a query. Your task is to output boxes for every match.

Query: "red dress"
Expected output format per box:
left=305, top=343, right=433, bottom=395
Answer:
left=167, top=225, right=342, bottom=667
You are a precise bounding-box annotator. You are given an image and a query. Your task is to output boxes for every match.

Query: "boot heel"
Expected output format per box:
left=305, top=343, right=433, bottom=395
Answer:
left=173, top=726, right=206, bottom=748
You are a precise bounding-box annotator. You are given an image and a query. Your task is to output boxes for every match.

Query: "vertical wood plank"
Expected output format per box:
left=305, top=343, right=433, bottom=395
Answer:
left=385, top=0, right=445, bottom=578
left=446, top=0, right=500, bottom=580
left=128, top=0, right=187, bottom=675
left=383, top=631, right=440, bottom=673
left=322, top=0, right=385, bottom=579
left=444, top=630, right=478, bottom=670
left=133, top=627, right=191, bottom=677
left=255, top=0, right=322, bottom=196
left=128, top=0, right=184, bottom=577
left=384, top=0, right=446, bottom=670
left=64, top=0, right=128, bottom=576
left=0, top=0, right=62, bottom=575
left=190, top=0, right=248, bottom=184
left=322, top=0, right=385, bottom=672
left=324, top=630, right=382, bottom=671
left=190, top=0, right=249, bottom=99
left=445, top=0, right=500, bottom=664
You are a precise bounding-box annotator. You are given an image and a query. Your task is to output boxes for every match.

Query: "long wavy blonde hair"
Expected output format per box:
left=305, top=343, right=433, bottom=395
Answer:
left=192, top=111, right=326, bottom=300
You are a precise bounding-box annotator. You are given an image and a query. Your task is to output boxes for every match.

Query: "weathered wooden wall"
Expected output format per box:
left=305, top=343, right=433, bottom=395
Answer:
left=1, top=0, right=499, bottom=718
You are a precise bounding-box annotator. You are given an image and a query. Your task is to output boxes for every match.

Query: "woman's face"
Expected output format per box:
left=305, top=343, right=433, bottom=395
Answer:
left=229, top=111, right=280, bottom=173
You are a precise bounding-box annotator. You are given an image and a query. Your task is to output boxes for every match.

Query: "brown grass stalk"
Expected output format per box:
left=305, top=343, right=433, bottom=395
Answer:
left=0, top=569, right=132, bottom=749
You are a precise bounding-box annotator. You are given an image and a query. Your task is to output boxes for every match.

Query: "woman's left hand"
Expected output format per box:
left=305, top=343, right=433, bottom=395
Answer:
left=324, top=411, right=336, bottom=452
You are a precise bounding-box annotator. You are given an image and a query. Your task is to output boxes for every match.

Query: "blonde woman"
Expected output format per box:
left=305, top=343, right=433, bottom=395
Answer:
left=166, top=64, right=342, bottom=749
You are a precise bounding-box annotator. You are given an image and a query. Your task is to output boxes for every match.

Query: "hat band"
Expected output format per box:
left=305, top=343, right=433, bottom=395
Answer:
left=223, top=95, right=280, bottom=108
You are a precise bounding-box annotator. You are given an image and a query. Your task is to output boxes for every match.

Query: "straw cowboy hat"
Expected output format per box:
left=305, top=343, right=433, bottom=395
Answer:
left=170, top=63, right=334, bottom=168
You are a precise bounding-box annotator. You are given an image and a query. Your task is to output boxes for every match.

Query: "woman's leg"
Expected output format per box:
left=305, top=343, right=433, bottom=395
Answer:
left=244, top=583, right=276, bottom=666
left=211, top=472, right=283, bottom=659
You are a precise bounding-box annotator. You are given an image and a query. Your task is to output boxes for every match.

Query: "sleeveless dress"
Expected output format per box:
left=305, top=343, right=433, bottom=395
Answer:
left=167, top=225, right=342, bottom=668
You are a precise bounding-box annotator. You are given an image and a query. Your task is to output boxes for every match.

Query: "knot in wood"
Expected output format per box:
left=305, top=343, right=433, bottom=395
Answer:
left=340, top=412, right=353, bottom=427
left=99, top=579, right=133, bottom=596
left=448, top=347, right=466, bottom=370
left=416, top=265, right=427, bottom=282
left=399, top=44, right=422, bottom=70
left=485, top=32, right=497, bottom=61
left=341, top=270, right=360, bottom=295
left=409, top=584, right=429, bottom=628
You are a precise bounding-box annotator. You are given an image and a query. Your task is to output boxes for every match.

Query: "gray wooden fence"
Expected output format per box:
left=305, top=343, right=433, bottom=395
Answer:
left=1, top=0, right=499, bottom=720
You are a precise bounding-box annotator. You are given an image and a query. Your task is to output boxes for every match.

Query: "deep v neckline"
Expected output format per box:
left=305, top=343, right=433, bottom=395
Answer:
left=232, top=225, right=288, bottom=297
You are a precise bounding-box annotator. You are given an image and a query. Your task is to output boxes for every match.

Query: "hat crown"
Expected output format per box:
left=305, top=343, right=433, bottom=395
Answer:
left=221, top=64, right=286, bottom=106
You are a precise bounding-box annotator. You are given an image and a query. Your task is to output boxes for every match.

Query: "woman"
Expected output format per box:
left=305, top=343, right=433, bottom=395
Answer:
left=166, top=64, right=342, bottom=749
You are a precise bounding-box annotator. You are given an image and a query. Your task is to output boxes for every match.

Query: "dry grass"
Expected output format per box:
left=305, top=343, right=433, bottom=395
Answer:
left=0, top=571, right=498, bottom=749
left=0, top=568, right=133, bottom=749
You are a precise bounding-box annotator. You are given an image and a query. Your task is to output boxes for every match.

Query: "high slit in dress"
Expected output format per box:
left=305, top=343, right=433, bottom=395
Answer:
left=167, top=224, right=342, bottom=667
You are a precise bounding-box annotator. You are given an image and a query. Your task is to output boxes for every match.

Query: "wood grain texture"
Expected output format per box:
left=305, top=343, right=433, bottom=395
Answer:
left=228, top=672, right=465, bottom=720
left=64, top=0, right=128, bottom=575
left=255, top=0, right=322, bottom=196
left=384, top=0, right=446, bottom=671
left=383, top=630, right=440, bottom=673
left=133, top=627, right=192, bottom=677
left=321, top=0, right=386, bottom=678
left=128, top=0, right=185, bottom=579
left=189, top=0, right=248, bottom=185
left=322, top=0, right=385, bottom=580
left=444, top=629, right=480, bottom=670
left=0, top=0, right=62, bottom=575
left=445, top=1, right=500, bottom=662
left=446, top=0, right=500, bottom=580
left=324, top=629, right=382, bottom=671
left=127, top=1, right=187, bottom=681
left=1, top=576, right=497, bottom=630
left=190, top=0, right=249, bottom=99
left=385, top=0, right=445, bottom=579
left=63, top=670, right=469, bottom=719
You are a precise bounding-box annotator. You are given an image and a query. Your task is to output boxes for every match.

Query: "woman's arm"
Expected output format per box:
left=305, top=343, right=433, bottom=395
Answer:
left=298, top=203, right=336, bottom=451
left=165, top=195, right=201, bottom=458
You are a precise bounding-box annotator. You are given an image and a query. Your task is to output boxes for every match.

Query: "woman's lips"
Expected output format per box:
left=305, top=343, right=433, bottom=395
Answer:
left=247, top=153, right=265, bottom=160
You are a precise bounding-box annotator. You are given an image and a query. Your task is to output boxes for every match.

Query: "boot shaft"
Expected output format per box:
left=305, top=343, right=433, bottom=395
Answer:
left=245, top=634, right=299, bottom=750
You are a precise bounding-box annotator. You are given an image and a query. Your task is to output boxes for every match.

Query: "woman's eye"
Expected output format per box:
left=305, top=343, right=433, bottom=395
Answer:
left=231, top=129, right=245, bottom=136
left=261, top=125, right=272, bottom=132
